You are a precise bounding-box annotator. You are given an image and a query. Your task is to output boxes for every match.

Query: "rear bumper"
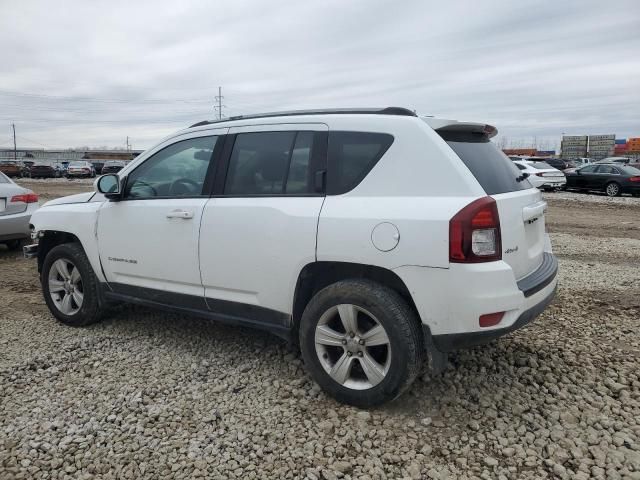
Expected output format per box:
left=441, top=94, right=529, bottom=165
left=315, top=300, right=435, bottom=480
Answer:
left=431, top=284, right=557, bottom=351
left=0, top=210, right=33, bottom=241
left=394, top=249, right=559, bottom=351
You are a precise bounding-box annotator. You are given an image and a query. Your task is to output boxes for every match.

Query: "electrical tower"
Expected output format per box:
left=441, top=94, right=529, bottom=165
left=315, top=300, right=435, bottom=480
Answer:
left=214, top=86, right=225, bottom=120
left=12, top=123, right=17, bottom=161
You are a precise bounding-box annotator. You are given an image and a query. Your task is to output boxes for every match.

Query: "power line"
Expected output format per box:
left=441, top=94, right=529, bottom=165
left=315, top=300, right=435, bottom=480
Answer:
left=0, top=89, right=212, bottom=105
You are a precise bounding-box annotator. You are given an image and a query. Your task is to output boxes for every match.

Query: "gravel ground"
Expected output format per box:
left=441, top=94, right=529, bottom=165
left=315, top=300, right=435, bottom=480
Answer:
left=1, top=185, right=639, bottom=479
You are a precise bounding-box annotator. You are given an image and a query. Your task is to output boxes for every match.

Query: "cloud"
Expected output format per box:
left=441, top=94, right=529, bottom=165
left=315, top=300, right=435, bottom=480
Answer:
left=0, top=0, right=638, bottom=150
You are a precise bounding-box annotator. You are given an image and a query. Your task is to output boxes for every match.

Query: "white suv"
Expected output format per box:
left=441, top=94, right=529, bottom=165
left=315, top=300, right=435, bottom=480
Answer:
left=25, top=108, right=558, bottom=406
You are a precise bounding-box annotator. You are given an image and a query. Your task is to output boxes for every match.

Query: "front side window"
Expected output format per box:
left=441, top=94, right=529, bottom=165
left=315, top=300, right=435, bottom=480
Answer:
left=224, top=131, right=315, bottom=195
left=125, top=136, right=217, bottom=198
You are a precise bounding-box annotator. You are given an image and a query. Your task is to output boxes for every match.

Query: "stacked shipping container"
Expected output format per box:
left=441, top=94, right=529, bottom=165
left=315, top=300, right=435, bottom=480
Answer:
left=561, top=135, right=588, bottom=159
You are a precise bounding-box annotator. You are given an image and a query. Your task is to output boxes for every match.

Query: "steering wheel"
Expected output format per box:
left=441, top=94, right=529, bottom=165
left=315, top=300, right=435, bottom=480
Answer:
left=170, top=177, right=200, bottom=195
left=129, top=180, right=158, bottom=197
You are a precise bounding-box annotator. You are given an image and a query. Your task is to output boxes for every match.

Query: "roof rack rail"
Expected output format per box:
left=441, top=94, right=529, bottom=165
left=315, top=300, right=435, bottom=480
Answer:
left=188, top=107, right=416, bottom=128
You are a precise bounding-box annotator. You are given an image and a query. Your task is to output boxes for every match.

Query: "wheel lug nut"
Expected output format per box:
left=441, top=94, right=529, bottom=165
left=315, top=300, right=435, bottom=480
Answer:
left=358, top=339, right=364, bottom=345
left=357, top=351, right=363, bottom=357
left=349, top=332, right=355, bottom=338
left=347, top=352, right=352, bottom=357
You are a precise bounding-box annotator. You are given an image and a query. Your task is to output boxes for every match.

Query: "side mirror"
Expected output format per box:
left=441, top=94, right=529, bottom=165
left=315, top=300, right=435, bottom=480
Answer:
left=95, top=174, right=122, bottom=200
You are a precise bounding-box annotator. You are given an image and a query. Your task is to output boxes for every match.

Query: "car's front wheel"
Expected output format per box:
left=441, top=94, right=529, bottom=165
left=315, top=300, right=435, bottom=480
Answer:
left=41, top=243, right=104, bottom=326
left=299, top=279, right=424, bottom=407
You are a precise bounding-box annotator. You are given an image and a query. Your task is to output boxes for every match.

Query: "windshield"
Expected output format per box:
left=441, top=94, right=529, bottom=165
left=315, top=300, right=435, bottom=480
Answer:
left=69, top=161, right=86, bottom=167
left=0, top=172, right=10, bottom=183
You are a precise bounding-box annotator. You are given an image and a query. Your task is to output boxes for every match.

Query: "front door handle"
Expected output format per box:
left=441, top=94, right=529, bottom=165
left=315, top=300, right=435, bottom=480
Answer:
left=166, top=209, right=194, bottom=219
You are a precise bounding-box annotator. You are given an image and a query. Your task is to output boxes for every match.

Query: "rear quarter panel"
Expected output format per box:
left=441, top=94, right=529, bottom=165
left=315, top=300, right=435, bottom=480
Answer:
left=317, top=116, right=485, bottom=269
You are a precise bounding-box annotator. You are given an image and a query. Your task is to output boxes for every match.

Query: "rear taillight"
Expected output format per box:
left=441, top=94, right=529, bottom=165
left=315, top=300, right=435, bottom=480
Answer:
left=11, top=193, right=38, bottom=203
left=449, top=197, right=501, bottom=263
left=630, top=176, right=640, bottom=183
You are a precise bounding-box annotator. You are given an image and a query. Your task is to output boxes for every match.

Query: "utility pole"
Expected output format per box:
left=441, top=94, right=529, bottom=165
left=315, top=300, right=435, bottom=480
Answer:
left=214, top=86, right=225, bottom=120
left=12, top=123, right=17, bottom=161
left=126, top=136, right=131, bottom=152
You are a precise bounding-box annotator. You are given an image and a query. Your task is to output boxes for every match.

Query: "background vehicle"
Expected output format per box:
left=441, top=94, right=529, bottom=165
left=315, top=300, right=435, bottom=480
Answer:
left=101, top=160, right=126, bottom=174
left=513, top=160, right=566, bottom=190
left=543, top=158, right=574, bottom=171
left=66, top=161, right=96, bottom=178
left=26, top=108, right=558, bottom=407
left=0, top=171, right=39, bottom=249
left=92, top=161, right=105, bottom=173
left=0, top=160, right=30, bottom=178
left=564, top=163, right=640, bottom=196
left=30, top=162, right=60, bottom=178
left=595, top=157, right=631, bottom=165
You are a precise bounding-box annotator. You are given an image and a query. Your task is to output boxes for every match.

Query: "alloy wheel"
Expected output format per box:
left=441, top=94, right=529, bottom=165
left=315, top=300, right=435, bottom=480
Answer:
left=606, top=183, right=619, bottom=196
left=48, top=258, right=84, bottom=315
left=314, top=304, right=392, bottom=390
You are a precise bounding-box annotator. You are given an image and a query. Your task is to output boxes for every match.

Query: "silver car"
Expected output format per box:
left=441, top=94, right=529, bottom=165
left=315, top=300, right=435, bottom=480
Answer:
left=0, top=172, right=39, bottom=249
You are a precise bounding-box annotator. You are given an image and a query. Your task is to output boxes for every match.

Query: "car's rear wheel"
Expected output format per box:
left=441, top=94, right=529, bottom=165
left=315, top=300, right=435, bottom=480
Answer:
left=606, top=182, right=621, bottom=197
left=42, top=243, right=104, bottom=326
left=299, top=279, right=424, bottom=407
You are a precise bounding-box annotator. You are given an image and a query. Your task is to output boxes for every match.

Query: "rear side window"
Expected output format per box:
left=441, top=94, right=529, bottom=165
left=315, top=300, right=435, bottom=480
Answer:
left=224, top=131, right=316, bottom=195
left=440, top=131, right=530, bottom=195
left=327, top=132, right=394, bottom=194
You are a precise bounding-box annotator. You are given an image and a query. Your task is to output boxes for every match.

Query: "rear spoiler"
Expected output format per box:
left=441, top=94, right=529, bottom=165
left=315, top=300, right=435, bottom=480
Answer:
left=421, top=118, right=498, bottom=138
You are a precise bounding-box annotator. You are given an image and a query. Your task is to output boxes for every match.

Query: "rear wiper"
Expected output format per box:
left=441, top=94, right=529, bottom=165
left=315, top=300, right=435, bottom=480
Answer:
left=516, top=172, right=529, bottom=182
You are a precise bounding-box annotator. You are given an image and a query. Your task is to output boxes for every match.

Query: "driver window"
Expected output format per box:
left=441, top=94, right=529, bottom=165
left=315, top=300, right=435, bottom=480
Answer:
left=125, top=136, right=218, bottom=198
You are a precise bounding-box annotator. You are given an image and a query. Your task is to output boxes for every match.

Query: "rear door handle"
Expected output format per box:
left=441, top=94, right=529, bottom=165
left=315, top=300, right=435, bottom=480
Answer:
left=166, top=209, right=194, bottom=219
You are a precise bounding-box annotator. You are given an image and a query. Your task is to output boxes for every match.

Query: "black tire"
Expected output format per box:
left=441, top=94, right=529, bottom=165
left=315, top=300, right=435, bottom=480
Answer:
left=41, top=243, right=104, bottom=327
left=299, top=279, right=424, bottom=407
left=605, top=182, right=621, bottom=197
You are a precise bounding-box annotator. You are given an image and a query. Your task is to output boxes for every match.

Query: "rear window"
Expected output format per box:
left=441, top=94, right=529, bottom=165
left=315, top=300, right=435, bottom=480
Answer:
left=621, top=166, right=640, bottom=175
left=440, top=131, right=531, bottom=195
left=530, top=162, right=553, bottom=169
left=327, top=132, right=394, bottom=194
left=0, top=172, right=9, bottom=183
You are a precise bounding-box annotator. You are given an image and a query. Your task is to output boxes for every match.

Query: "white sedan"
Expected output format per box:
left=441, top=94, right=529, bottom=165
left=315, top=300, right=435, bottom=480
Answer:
left=513, top=160, right=566, bottom=191
left=0, top=172, right=39, bottom=249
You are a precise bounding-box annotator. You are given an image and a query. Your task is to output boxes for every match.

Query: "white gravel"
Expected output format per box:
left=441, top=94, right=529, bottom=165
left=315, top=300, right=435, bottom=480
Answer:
left=0, top=191, right=639, bottom=479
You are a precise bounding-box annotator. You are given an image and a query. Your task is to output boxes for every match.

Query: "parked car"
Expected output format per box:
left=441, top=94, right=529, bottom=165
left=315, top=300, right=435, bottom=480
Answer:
left=52, top=162, right=67, bottom=176
left=0, top=171, right=39, bottom=249
left=101, top=160, right=126, bottom=174
left=24, top=108, right=558, bottom=406
left=66, top=161, right=96, bottom=178
left=512, top=160, right=566, bottom=191
left=30, top=162, right=60, bottom=178
left=564, top=163, right=640, bottom=196
left=571, top=158, right=593, bottom=168
left=543, top=158, right=574, bottom=171
left=595, top=157, right=631, bottom=165
left=92, top=161, right=105, bottom=173
left=0, top=160, right=30, bottom=178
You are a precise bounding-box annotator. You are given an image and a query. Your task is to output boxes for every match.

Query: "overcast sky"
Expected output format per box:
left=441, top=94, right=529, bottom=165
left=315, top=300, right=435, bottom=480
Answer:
left=0, top=0, right=638, bottom=151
